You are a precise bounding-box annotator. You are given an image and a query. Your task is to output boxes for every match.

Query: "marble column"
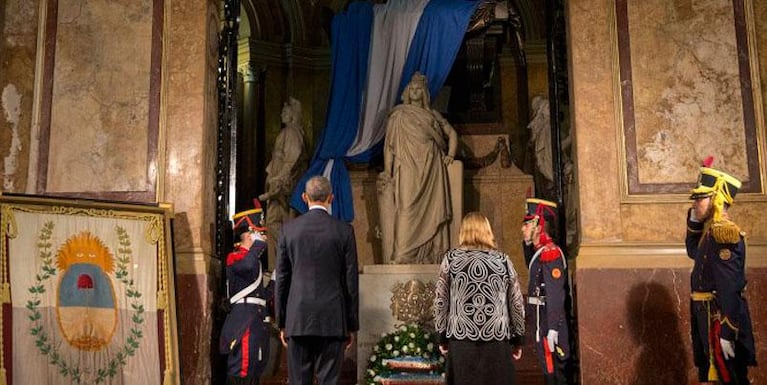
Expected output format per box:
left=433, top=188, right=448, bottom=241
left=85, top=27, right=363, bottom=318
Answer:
left=163, top=1, right=220, bottom=385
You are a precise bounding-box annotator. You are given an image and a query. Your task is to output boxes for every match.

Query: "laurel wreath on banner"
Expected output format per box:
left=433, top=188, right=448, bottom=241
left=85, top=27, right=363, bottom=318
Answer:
left=26, top=222, right=145, bottom=384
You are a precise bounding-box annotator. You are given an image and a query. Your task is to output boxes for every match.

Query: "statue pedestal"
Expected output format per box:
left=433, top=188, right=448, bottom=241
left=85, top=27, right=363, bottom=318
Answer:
left=357, top=264, right=441, bottom=384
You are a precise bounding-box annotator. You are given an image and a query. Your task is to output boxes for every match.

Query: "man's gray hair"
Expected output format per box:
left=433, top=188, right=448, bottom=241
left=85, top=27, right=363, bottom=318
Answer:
left=305, top=175, right=332, bottom=202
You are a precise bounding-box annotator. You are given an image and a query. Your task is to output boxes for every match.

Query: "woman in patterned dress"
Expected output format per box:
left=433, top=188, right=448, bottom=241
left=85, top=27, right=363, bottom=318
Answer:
left=433, top=212, right=526, bottom=385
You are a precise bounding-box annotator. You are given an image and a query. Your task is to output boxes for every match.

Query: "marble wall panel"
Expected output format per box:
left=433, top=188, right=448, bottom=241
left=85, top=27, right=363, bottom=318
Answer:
left=570, top=0, right=767, bottom=243
left=617, top=0, right=762, bottom=195
left=619, top=202, right=767, bottom=243
left=1, top=1, right=38, bottom=193
left=576, top=257, right=766, bottom=385
left=759, top=2, right=767, bottom=119
left=43, top=0, right=158, bottom=197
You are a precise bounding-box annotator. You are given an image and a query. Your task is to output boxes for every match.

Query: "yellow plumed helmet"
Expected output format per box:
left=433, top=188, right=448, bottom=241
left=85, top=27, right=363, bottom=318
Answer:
left=690, top=157, right=741, bottom=222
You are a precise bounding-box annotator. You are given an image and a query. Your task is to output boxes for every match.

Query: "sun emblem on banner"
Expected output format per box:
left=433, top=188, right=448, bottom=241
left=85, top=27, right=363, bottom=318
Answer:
left=27, top=222, right=146, bottom=383
left=55, top=232, right=118, bottom=351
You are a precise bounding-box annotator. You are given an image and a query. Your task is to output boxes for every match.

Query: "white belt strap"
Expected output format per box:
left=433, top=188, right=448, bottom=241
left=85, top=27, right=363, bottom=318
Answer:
left=528, top=248, right=545, bottom=270
left=536, top=303, right=541, bottom=342
left=528, top=296, right=546, bottom=342
left=233, top=297, right=266, bottom=306
left=230, top=264, right=263, bottom=304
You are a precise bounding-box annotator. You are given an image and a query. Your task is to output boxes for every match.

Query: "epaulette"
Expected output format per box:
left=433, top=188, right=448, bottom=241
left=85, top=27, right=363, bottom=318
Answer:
left=540, top=244, right=562, bottom=262
left=710, top=219, right=741, bottom=244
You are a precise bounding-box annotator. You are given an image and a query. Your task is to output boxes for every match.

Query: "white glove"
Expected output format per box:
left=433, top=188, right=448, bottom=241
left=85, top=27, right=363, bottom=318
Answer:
left=250, top=231, right=265, bottom=242
left=720, top=338, right=735, bottom=360
left=689, top=208, right=700, bottom=223
left=546, top=330, right=558, bottom=352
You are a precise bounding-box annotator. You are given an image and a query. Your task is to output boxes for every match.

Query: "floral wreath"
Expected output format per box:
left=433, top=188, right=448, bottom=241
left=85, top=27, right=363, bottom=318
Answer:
left=365, top=324, right=444, bottom=384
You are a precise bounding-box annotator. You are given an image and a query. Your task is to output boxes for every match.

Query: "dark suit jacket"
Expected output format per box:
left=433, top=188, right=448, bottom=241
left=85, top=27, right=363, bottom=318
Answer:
left=275, top=208, right=359, bottom=338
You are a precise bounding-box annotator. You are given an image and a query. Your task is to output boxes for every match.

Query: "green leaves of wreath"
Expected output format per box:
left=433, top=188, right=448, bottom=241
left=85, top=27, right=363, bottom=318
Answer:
left=365, top=324, right=444, bottom=384
left=26, top=222, right=145, bottom=384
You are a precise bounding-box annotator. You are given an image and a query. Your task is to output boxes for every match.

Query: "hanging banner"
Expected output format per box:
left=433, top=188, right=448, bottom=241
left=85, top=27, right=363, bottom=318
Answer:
left=0, top=194, right=179, bottom=385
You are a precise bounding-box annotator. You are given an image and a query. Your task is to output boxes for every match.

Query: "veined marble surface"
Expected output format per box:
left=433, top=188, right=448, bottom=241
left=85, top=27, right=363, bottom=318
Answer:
left=47, top=0, right=153, bottom=193
left=628, top=0, right=748, bottom=183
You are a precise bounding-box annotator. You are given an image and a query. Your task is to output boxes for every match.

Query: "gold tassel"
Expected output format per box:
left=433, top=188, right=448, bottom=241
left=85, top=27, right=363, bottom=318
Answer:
left=711, top=220, right=741, bottom=244
left=0, top=367, right=7, bottom=385
left=156, top=290, right=167, bottom=310
left=708, top=363, right=719, bottom=381
left=163, top=369, right=173, bottom=385
left=0, top=283, right=10, bottom=304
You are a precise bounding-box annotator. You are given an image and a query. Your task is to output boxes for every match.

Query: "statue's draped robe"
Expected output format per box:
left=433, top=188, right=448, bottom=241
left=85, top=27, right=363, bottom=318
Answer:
left=384, top=104, right=451, bottom=263
left=264, top=124, right=306, bottom=228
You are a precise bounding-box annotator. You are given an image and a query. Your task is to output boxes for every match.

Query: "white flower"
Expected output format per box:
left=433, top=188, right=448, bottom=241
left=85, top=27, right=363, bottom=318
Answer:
left=386, top=344, right=392, bottom=350
left=409, top=333, right=415, bottom=338
left=368, top=369, right=375, bottom=376
left=369, top=355, right=377, bottom=362
left=416, top=347, right=422, bottom=353
left=393, top=350, right=400, bottom=356
left=422, top=353, right=429, bottom=358
left=408, top=342, right=415, bottom=348
left=400, top=325, right=407, bottom=331
left=402, top=346, right=409, bottom=353
left=394, top=336, right=400, bottom=342
left=381, top=332, right=388, bottom=337
left=424, top=332, right=430, bottom=338
left=439, top=356, right=445, bottom=363
left=427, top=343, right=434, bottom=350
left=374, top=345, right=380, bottom=352
left=374, top=376, right=381, bottom=382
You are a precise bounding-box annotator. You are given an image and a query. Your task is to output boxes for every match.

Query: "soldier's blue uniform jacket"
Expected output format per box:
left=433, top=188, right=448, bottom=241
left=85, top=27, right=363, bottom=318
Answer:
left=525, top=235, right=570, bottom=383
left=219, top=240, right=272, bottom=381
left=686, top=211, right=756, bottom=384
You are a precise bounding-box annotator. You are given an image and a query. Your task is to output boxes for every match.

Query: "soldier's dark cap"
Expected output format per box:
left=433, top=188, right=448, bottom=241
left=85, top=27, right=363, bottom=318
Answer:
left=689, top=167, right=741, bottom=201
left=232, top=200, right=266, bottom=240
left=523, top=198, right=557, bottom=223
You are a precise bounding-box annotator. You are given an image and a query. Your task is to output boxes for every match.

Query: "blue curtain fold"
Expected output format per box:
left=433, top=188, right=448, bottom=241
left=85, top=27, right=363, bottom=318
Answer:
left=291, top=0, right=479, bottom=222
left=398, top=0, right=481, bottom=98
left=289, top=2, right=373, bottom=221
left=347, top=0, right=480, bottom=166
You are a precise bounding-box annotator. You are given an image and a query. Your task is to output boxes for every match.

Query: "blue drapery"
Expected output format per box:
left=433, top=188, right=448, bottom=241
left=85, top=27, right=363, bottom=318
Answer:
left=291, top=0, right=479, bottom=221
left=398, top=0, right=480, bottom=98
left=289, top=2, right=373, bottom=219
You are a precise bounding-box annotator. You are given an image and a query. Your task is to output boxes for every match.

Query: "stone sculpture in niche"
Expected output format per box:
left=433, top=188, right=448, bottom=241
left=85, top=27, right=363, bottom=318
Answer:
left=258, top=97, right=307, bottom=245
left=378, top=72, right=458, bottom=264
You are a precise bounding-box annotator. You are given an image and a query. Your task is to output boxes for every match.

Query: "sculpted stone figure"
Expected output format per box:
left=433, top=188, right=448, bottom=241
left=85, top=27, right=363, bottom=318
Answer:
left=259, top=97, right=307, bottom=246
left=378, top=72, right=458, bottom=264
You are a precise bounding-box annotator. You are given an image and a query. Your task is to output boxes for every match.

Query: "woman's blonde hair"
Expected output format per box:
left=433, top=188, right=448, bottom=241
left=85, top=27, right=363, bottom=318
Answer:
left=458, top=212, right=496, bottom=250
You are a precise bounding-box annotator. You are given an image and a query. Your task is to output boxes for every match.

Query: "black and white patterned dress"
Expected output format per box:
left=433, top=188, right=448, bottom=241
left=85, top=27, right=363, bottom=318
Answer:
left=433, top=248, right=525, bottom=385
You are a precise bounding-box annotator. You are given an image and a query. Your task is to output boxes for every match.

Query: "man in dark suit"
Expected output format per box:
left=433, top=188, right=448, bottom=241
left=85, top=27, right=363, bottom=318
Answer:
left=275, top=175, right=359, bottom=385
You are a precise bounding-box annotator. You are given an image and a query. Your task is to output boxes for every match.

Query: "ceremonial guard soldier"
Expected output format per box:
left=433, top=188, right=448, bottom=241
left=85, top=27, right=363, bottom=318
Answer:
left=686, top=159, right=756, bottom=384
left=220, top=201, right=273, bottom=385
left=522, top=198, right=571, bottom=385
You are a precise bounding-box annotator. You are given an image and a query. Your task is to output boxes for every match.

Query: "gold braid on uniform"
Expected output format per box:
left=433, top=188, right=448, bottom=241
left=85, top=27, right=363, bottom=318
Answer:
left=711, top=219, right=741, bottom=244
